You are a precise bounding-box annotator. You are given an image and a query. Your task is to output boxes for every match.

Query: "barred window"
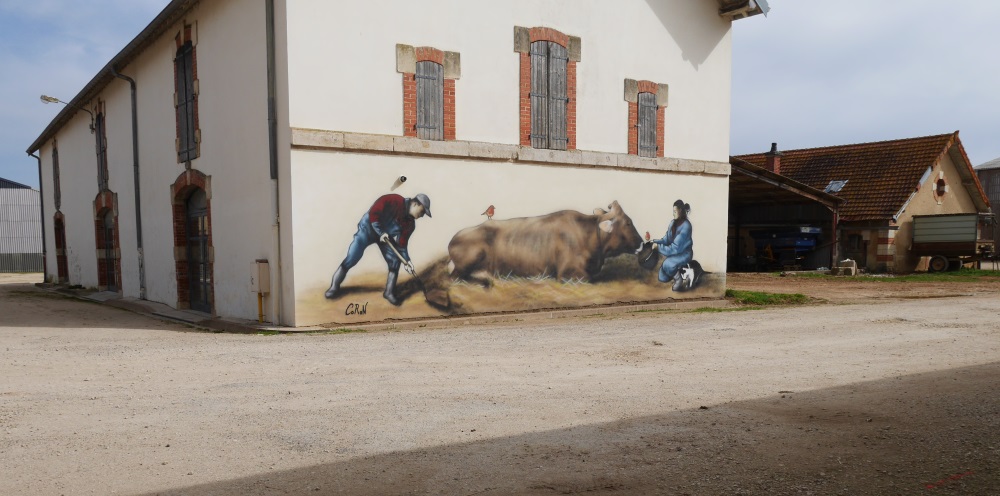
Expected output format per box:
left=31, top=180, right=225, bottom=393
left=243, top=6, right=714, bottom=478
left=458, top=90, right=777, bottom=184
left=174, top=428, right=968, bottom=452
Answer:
left=95, top=113, right=109, bottom=190
left=175, top=40, right=199, bottom=162
left=52, top=145, right=62, bottom=210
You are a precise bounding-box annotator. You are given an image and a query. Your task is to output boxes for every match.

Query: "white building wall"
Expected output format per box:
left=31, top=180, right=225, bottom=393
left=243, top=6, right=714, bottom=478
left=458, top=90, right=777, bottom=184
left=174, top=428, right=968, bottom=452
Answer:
left=124, top=0, right=276, bottom=320
left=102, top=80, right=141, bottom=296
left=36, top=145, right=54, bottom=281
left=285, top=0, right=733, bottom=162
left=41, top=111, right=102, bottom=287
left=35, top=0, right=279, bottom=322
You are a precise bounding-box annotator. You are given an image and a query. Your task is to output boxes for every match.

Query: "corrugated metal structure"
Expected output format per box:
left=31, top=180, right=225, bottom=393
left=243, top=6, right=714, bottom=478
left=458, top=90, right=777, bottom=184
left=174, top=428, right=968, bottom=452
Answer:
left=0, top=177, right=43, bottom=272
left=977, top=158, right=1000, bottom=250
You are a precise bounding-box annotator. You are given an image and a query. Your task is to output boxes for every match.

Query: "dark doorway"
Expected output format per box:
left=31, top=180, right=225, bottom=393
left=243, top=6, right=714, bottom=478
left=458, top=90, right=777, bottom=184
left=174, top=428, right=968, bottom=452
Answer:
left=186, top=189, right=211, bottom=313
left=103, top=210, right=117, bottom=292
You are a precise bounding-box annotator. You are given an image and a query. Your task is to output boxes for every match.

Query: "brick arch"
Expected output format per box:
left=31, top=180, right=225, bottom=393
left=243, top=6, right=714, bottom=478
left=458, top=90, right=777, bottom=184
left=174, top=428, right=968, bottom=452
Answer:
left=170, top=169, right=214, bottom=312
left=528, top=27, right=569, bottom=47
left=53, top=211, right=68, bottom=283
left=93, top=190, right=122, bottom=292
left=414, top=47, right=444, bottom=64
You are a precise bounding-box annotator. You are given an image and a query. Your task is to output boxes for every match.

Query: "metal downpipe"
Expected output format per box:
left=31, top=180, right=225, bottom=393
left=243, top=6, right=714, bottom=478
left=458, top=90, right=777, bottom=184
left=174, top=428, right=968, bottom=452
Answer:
left=265, top=0, right=284, bottom=325
left=111, top=67, right=146, bottom=300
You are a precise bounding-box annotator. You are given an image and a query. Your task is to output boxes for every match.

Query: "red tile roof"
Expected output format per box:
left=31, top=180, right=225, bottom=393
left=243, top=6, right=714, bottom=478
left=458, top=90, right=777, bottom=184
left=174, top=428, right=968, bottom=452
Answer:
left=735, top=133, right=960, bottom=222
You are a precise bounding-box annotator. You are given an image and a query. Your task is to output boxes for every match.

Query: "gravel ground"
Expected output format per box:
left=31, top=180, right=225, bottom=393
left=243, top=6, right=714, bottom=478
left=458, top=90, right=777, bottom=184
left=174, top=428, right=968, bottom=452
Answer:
left=1, top=273, right=998, bottom=495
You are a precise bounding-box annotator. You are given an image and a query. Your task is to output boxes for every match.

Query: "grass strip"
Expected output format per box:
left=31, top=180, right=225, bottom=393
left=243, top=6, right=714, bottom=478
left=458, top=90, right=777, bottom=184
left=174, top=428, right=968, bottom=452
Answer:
left=725, top=289, right=809, bottom=306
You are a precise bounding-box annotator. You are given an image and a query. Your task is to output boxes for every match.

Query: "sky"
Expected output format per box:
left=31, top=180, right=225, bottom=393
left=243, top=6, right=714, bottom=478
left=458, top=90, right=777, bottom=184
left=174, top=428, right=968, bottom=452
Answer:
left=1, top=0, right=998, bottom=189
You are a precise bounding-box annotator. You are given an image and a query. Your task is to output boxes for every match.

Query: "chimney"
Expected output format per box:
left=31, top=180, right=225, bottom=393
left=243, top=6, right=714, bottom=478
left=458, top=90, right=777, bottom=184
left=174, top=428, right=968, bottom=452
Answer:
left=764, top=142, right=782, bottom=175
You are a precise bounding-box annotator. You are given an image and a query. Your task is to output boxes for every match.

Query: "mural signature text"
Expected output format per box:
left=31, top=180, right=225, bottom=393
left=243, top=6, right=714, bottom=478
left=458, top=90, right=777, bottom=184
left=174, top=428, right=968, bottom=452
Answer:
left=345, top=302, right=369, bottom=316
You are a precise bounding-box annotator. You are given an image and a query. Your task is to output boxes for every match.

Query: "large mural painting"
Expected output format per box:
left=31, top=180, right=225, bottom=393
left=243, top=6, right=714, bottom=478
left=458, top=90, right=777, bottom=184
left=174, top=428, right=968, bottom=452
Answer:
left=293, top=156, right=725, bottom=325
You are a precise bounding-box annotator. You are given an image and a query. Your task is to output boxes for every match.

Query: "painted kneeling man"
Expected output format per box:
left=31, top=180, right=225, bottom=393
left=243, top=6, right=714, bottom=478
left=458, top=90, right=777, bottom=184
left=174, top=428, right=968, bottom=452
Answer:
left=650, top=199, right=693, bottom=291
left=325, top=193, right=432, bottom=305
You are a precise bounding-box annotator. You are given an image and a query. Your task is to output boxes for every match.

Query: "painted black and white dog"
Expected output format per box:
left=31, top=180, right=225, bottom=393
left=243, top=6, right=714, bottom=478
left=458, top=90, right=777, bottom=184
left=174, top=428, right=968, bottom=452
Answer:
left=676, top=260, right=707, bottom=292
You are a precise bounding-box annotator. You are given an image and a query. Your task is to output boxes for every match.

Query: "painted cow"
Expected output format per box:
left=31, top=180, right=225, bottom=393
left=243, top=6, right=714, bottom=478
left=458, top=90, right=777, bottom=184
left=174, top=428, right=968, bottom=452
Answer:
left=448, top=201, right=644, bottom=284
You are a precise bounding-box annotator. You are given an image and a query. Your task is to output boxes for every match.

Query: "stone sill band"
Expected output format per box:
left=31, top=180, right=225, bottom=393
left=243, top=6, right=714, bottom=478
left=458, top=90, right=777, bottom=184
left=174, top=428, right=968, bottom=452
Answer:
left=290, top=128, right=731, bottom=176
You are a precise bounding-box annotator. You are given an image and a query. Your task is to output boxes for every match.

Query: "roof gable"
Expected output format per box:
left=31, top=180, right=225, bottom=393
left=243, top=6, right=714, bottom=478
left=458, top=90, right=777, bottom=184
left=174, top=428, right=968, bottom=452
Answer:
left=734, top=133, right=990, bottom=221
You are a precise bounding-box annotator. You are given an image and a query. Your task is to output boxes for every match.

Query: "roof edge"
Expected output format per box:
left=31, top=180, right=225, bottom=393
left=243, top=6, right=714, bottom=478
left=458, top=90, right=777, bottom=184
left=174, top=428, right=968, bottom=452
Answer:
left=946, top=131, right=991, bottom=211
left=729, top=156, right=844, bottom=208
left=26, top=0, right=198, bottom=155
left=0, top=177, right=35, bottom=189
left=732, top=132, right=956, bottom=160
left=976, top=157, right=1000, bottom=170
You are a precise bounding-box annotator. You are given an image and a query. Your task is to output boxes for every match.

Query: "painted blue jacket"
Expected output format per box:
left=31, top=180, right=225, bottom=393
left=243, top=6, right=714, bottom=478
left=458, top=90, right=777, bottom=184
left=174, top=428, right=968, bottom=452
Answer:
left=655, top=219, right=693, bottom=258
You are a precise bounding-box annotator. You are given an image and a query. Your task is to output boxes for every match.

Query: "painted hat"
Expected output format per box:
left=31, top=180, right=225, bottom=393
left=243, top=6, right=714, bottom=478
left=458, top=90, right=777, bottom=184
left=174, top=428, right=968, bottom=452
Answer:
left=414, top=193, right=432, bottom=218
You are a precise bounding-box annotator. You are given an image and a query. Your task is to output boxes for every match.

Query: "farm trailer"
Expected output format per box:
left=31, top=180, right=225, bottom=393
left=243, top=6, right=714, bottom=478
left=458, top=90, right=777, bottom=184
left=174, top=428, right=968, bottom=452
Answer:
left=911, top=213, right=995, bottom=272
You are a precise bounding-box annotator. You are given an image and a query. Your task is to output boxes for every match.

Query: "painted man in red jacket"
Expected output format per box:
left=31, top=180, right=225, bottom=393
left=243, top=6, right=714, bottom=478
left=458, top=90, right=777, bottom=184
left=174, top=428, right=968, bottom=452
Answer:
left=324, top=193, right=431, bottom=305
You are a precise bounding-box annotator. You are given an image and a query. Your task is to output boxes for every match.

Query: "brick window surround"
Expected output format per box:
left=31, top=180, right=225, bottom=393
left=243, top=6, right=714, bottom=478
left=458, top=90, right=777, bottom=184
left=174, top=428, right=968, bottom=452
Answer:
left=53, top=211, right=68, bottom=284
left=514, top=26, right=581, bottom=150
left=174, top=22, right=201, bottom=163
left=396, top=44, right=460, bottom=140
left=170, top=169, right=213, bottom=311
left=624, top=79, right=668, bottom=157
left=93, top=190, right=122, bottom=292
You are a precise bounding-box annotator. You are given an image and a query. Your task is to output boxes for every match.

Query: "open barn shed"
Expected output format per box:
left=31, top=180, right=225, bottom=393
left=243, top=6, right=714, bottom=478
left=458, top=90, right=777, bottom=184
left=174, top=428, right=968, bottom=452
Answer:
left=728, top=155, right=843, bottom=272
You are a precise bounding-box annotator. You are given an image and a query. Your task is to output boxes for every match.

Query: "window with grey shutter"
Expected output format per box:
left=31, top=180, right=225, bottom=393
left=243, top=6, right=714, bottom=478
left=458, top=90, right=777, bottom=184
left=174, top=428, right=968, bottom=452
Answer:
left=415, top=60, right=444, bottom=140
left=52, top=146, right=62, bottom=210
left=175, top=41, right=197, bottom=162
left=548, top=43, right=569, bottom=150
left=95, top=113, right=108, bottom=190
left=530, top=41, right=569, bottom=150
left=637, top=92, right=657, bottom=158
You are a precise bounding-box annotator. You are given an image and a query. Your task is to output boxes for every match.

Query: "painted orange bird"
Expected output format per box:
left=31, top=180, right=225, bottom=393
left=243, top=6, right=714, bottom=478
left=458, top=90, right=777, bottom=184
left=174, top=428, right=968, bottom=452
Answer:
left=481, top=205, right=495, bottom=220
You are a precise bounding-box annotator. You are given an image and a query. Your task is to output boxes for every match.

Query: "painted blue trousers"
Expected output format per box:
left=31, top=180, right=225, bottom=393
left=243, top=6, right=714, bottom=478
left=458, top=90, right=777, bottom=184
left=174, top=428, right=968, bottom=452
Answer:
left=341, top=215, right=408, bottom=272
left=659, top=252, right=693, bottom=282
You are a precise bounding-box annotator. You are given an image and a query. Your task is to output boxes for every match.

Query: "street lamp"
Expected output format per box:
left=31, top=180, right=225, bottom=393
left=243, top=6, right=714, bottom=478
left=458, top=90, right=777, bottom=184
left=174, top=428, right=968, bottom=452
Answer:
left=40, top=94, right=95, bottom=133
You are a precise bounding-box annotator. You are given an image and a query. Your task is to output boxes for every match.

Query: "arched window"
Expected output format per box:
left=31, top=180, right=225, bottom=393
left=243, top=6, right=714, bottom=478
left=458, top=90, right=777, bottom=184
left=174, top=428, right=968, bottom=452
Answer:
left=102, top=209, right=117, bottom=292
left=171, top=169, right=213, bottom=313
left=53, top=213, right=68, bottom=283
left=185, top=188, right=211, bottom=313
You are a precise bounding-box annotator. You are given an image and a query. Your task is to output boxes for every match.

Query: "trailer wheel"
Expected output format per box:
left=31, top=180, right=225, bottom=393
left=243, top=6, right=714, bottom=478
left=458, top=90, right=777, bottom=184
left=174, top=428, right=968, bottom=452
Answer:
left=928, top=255, right=948, bottom=273
left=948, top=259, right=963, bottom=271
